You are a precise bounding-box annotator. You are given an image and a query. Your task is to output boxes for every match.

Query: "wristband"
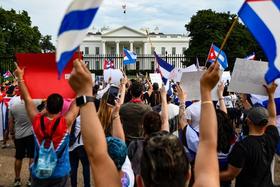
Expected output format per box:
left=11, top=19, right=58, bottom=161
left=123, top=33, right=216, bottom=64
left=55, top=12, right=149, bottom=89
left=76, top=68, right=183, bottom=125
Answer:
left=219, top=97, right=224, bottom=101
left=201, top=101, right=213, bottom=105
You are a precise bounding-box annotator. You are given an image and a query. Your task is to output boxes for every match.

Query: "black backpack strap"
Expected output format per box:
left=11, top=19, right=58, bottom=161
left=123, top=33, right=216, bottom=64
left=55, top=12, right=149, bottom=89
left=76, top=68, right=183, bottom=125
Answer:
left=40, top=116, right=61, bottom=139
left=40, top=116, right=47, bottom=138
left=50, top=117, right=61, bottom=138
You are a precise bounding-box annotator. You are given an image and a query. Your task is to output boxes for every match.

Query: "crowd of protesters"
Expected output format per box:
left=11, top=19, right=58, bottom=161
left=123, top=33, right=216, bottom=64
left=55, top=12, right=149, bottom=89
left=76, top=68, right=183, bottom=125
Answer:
left=0, top=59, right=279, bottom=187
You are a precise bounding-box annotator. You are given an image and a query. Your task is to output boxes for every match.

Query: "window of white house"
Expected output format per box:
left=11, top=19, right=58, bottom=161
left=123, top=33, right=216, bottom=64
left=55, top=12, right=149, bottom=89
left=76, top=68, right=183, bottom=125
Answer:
left=172, top=47, right=176, bottom=55
left=85, top=47, right=89, bottom=55
left=96, top=47, right=100, bottom=55
left=161, top=47, right=166, bottom=55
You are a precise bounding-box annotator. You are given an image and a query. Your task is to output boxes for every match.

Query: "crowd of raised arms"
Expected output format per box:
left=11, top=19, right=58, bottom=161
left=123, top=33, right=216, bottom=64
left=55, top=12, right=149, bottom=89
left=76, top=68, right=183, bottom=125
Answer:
left=0, top=59, right=278, bottom=187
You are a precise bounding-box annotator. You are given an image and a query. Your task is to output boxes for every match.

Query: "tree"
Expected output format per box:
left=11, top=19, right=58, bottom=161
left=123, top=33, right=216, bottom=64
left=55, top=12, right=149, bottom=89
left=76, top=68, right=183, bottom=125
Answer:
left=184, top=9, right=266, bottom=70
left=0, top=8, right=55, bottom=57
left=40, top=35, right=55, bottom=53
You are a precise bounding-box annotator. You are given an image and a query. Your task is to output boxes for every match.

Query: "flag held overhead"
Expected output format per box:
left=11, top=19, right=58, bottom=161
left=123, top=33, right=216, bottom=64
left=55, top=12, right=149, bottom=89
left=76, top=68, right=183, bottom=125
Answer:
left=207, top=44, right=228, bottom=70
left=56, top=0, right=103, bottom=78
left=123, top=48, right=137, bottom=65
left=238, top=0, right=280, bottom=84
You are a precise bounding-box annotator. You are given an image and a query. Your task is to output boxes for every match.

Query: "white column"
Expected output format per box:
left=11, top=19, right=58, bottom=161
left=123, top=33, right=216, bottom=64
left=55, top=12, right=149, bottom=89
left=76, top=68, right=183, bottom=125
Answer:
left=116, top=41, right=120, bottom=55
left=102, top=41, right=106, bottom=54
left=130, top=41, right=133, bottom=51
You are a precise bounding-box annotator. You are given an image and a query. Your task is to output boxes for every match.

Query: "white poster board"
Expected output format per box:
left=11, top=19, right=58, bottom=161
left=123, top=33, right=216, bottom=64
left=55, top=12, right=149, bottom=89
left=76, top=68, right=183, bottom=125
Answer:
left=150, top=73, right=162, bottom=88
left=180, top=71, right=219, bottom=101
left=173, top=64, right=199, bottom=82
left=228, top=58, right=268, bottom=95
left=104, top=69, right=123, bottom=86
left=221, top=71, right=231, bottom=84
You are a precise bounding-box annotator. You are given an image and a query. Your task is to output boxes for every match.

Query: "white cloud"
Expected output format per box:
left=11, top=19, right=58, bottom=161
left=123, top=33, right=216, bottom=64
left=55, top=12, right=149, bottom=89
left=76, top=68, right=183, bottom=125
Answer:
left=0, top=0, right=244, bottom=42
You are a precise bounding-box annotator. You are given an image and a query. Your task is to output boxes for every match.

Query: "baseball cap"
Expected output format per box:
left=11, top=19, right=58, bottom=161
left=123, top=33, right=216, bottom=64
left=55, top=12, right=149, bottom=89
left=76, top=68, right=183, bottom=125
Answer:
left=247, top=107, right=269, bottom=126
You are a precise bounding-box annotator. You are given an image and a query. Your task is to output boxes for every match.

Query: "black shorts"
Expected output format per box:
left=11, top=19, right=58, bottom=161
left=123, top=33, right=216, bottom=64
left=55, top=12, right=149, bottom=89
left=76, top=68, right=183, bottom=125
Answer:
left=15, top=135, right=35, bottom=160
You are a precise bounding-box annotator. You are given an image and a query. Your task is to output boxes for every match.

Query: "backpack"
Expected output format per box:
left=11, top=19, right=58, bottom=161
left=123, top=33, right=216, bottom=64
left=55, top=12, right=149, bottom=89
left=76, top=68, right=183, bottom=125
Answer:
left=179, top=125, right=199, bottom=162
left=34, top=116, right=61, bottom=179
left=127, top=139, right=144, bottom=175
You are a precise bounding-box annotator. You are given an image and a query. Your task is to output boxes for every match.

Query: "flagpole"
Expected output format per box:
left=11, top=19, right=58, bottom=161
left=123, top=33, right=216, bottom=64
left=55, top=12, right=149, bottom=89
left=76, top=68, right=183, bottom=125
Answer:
left=146, top=29, right=159, bottom=73
left=215, top=16, right=238, bottom=63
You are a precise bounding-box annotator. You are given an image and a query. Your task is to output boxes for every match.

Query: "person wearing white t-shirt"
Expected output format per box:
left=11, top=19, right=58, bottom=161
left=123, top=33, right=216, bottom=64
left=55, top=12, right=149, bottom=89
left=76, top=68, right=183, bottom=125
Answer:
left=186, top=101, right=201, bottom=132
left=69, top=116, right=91, bottom=187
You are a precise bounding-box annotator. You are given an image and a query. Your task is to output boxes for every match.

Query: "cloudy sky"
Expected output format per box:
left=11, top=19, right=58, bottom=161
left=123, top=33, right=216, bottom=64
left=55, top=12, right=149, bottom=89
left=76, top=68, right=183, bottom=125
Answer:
left=0, top=0, right=244, bottom=41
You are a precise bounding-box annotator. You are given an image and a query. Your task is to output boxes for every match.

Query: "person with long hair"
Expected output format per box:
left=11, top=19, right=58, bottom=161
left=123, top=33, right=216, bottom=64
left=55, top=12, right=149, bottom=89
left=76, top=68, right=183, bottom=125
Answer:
left=97, top=75, right=127, bottom=140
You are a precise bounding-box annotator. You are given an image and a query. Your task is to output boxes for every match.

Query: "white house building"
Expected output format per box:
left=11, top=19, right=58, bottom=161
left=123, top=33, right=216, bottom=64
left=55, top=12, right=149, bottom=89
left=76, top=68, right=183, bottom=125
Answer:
left=80, top=26, right=190, bottom=71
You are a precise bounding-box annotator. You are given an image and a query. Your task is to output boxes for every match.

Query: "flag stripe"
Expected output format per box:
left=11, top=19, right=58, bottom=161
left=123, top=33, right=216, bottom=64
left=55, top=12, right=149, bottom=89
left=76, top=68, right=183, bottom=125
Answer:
left=56, top=0, right=103, bottom=76
left=57, top=47, right=79, bottom=76
left=273, top=0, right=280, bottom=9
left=66, top=0, right=102, bottom=12
left=58, top=8, right=99, bottom=36
left=239, top=1, right=280, bottom=83
left=56, top=29, right=88, bottom=62
left=248, top=1, right=280, bottom=69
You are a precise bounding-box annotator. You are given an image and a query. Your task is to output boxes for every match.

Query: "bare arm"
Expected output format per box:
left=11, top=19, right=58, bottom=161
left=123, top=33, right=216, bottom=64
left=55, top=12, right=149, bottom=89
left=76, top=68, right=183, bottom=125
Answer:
left=119, top=75, right=128, bottom=105
left=264, top=83, right=277, bottom=126
left=194, top=62, right=220, bottom=187
left=176, top=84, right=188, bottom=130
left=160, top=85, right=169, bottom=132
left=111, top=100, right=125, bottom=141
left=69, top=59, right=120, bottom=187
left=220, top=164, right=241, bottom=181
left=14, top=64, right=38, bottom=122
left=64, top=100, right=80, bottom=130
left=217, top=82, right=227, bottom=114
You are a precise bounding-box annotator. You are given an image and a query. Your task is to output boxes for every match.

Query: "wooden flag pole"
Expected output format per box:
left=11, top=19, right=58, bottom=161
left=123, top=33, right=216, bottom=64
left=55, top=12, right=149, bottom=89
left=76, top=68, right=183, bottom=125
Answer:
left=146, top=29, right=158, bottom=72
left=215, top=16, right=238, bottom=63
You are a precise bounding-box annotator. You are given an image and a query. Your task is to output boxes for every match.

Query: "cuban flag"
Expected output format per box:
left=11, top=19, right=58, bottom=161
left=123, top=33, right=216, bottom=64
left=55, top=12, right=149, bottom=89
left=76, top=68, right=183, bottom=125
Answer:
left=251, top=93, right=280, bottom=115
left=123, top=48, right=137, bottom=65
left=56, top=0, right=103, bottom=77
left=3, top=70, right=12, bottom=79
left=245, top=52, right=256, bottom=60
left=154, top=52, right=175, bottom=90
left=103, top=59, right=115, bottom=70
left=207, top=44, right=228, bottom=70
left=238, top=0, right=280, bottom=84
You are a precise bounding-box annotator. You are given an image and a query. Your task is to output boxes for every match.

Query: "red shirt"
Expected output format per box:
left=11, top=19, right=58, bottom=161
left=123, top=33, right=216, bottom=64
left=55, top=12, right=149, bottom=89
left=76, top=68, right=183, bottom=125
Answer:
left=32, top=113, right=68, bottom=150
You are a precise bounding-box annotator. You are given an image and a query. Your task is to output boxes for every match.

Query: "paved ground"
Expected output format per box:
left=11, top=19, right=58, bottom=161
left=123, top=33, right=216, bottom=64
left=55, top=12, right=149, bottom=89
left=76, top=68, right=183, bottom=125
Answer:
left=0, top=140, right=91, bottom=187
left=1, top=140, right=280, bottom=187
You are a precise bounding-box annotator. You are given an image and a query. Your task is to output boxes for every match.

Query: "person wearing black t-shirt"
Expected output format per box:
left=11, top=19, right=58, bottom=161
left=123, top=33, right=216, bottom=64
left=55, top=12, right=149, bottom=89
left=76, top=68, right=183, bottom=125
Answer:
left=220, top=83, right=279, bottom=187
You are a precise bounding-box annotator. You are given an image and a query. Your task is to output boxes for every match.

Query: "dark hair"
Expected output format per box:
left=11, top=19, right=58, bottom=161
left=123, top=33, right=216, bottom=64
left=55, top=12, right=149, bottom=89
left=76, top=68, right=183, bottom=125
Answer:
left=149, top=91, right=161, bottom=107
left=130, top=81, right=143, bottom=98
left=46, top=93, right=64, bottom=114
left=143, top=111, right=162, bottom=136
left=141, top=133, right=189, bottom=187
left=152, top=82, right=159, bottom=91
left=216, top=109, right=235, bottom=153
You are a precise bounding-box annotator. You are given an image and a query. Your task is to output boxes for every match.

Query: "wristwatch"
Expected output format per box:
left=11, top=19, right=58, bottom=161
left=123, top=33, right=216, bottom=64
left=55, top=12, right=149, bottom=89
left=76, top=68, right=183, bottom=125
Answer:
left=76, top=95, right=95, bottom=107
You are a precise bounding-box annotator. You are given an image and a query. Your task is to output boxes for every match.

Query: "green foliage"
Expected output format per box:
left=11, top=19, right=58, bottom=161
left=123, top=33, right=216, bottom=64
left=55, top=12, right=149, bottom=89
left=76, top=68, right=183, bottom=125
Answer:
left=0, top=8, right=54, bottom=57
left=40, top=35, right=55, bottom=53
left=185, top=9, right=266, bottom=70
